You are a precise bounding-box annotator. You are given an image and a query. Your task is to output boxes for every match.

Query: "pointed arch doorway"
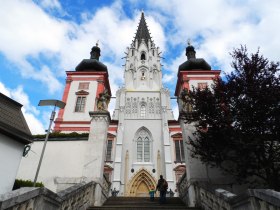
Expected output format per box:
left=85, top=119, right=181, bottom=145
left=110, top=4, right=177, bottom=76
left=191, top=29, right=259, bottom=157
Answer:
left=126, top=169, right=157, bottom=197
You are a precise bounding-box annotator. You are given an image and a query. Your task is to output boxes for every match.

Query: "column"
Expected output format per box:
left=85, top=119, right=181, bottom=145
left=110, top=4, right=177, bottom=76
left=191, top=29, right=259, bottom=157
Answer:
left=83, top=111, right=110, bottom=206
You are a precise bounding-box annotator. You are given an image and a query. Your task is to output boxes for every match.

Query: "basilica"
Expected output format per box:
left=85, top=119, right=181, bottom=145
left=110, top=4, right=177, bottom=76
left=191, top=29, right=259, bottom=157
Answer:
left=17, top=12, right=219, bottom=198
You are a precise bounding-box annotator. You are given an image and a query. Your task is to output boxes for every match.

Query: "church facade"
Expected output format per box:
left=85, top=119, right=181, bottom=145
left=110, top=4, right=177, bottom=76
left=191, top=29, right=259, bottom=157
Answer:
left=17, top=12, right=220, bottom=198
left=52, top=13, right=185, bottom=196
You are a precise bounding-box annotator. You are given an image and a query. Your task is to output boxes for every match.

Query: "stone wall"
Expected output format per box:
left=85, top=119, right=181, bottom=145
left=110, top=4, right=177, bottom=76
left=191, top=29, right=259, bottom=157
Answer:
left=177, top=172, right=280, bottom=210
left=0, top=180, right=110, bottom=210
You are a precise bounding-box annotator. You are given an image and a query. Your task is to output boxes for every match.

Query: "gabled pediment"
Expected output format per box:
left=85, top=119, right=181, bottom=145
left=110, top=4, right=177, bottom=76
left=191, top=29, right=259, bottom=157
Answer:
left=107, top=133, right=116, bottom=138
left=75, top=90, right=89, bottom=95
left=171, top=132, right=182, bottom=138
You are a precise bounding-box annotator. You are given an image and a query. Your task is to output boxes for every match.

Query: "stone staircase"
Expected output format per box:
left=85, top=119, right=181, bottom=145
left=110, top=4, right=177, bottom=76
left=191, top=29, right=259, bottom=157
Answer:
left=87, top=197, right=201, bottom=210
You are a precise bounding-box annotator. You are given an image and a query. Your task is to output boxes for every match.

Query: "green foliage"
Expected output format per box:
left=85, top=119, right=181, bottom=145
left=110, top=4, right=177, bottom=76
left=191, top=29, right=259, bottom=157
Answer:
left=13, top=179, right=44, bottom=190
left=33, top=132, right=89, bottom=139
left=183, top=46, right=280, bottom=190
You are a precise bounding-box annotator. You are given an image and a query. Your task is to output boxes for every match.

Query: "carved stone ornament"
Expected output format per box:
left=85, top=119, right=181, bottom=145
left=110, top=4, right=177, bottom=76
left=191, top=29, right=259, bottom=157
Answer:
left=180, top=88, right=192, bottom=113
left=96, top=89, right=110, bottom=111
left=76, top=90, right=89, bottom=95
left=89, top=111, right=111, bottom=123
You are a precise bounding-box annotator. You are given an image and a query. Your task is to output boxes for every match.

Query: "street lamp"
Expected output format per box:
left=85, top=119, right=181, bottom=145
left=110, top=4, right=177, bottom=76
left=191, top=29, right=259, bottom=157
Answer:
left=33, top=100, right=66, bottom=187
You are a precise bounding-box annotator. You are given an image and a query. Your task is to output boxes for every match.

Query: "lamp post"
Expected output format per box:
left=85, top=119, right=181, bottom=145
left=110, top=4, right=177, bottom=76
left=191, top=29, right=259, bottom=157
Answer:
left=33, top=100, right=66, bottom=187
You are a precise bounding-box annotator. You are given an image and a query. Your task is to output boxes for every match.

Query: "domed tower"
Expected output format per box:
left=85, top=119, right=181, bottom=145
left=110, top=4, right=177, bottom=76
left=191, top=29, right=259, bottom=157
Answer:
left=175, top=42, right=220, bottom=103
left=178, top=42, right=211, bottom=71
left=175, top=42, right=221, bottom=205
left=54, top=43, right=111, bottom=133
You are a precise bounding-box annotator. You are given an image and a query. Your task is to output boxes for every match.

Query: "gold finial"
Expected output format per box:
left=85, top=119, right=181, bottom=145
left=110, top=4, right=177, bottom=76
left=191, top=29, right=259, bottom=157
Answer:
left=96, top=40, right=99, bottom=47
left=187, top=39, right=191, bottom=46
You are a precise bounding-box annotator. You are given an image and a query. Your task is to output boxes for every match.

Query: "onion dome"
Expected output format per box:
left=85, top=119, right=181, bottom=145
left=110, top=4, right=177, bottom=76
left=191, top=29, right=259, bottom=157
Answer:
left=75, top=42, right=107, bottom=72
left=179, top=42, right=211, bottom=71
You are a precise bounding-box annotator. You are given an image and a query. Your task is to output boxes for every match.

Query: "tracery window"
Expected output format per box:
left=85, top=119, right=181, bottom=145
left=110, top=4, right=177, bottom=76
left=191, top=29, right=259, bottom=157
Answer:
left=140, top=105, right=146, bottom=118
left=141, top=53, right=146, bottom=60
left=136, top=129, right=151, bottom=162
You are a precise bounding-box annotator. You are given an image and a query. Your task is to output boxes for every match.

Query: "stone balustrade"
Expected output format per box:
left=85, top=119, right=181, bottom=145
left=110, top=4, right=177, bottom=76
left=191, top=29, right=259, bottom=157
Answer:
left=177, top=171, right=280, bottom=210
left=0, top=179, right=111, bottom=210
left=177, top=172, right=190, bottom=205
left=100, top=174, right=111, bottom=205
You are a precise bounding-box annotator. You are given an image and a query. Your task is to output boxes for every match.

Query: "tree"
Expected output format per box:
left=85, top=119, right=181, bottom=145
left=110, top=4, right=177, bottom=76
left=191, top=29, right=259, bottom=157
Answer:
left=182, top=46, right=280, bottom=190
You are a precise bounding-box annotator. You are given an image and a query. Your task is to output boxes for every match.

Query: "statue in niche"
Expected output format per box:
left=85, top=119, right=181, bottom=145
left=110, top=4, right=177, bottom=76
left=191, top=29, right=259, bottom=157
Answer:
left=97, top=89, right=110, bottom=111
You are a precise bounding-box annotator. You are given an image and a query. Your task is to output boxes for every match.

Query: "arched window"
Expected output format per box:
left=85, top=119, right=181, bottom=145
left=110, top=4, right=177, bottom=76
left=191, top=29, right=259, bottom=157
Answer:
left=136, top=130, right=151, bottom=162
left=141, top=53, right=146, bottom=60
left=140, top=104, right=146, bottom=118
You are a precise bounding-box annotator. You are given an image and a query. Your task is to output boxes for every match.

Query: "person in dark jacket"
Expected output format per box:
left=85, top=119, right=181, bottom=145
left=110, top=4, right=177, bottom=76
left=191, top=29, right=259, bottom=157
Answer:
left=156, top=175, right=168, bottom=204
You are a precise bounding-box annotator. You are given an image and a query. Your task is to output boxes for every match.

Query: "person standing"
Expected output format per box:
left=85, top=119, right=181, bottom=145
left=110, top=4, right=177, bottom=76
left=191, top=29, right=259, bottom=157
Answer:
left=156, top=175, right=168, bottom=204
left=149, top=188, right=155, bottom=201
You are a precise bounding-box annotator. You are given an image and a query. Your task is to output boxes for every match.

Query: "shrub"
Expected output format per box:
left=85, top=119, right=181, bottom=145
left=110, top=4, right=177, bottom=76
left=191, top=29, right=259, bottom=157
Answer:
left=13, top=179, right=44, bottom=190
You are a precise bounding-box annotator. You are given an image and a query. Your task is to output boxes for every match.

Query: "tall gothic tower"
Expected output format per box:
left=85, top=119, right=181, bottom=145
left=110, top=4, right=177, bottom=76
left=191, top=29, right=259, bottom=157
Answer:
left=111, top=12, right=177, bottom=196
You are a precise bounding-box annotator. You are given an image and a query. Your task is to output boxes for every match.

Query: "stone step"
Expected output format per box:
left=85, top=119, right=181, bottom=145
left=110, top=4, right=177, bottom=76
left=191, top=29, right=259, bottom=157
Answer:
left=104, top=197, right=184, bottom=205
left=88, top=206, right=199, bottom=210
left=87, top=197, right=201, bottom=210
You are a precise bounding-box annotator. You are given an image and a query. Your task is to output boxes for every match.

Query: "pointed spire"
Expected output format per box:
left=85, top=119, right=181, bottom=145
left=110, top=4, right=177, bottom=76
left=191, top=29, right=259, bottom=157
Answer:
left=134, top=12, right=151, bottom=47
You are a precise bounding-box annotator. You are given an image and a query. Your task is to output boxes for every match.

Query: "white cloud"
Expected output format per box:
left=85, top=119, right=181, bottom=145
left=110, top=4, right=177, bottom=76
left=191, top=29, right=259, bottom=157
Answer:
left=40, top=0, right=62, bottom=10
left=0, top=82, right=45, bottom=134
left=0, top=1, right=70, bottom=58
left=0, top=0, right=167, bottom=132
left=0, top=0, right=71, bottom=93
left=0, top=0, right=166, bottom=94
left=1, top=0, right=279, bottom=131
left=144, top=0, right=280, bottom=75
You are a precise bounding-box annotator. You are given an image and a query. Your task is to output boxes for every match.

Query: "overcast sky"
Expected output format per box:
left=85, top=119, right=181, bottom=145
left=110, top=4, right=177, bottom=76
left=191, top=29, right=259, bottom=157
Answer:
left=0, top=0, right=279, bottom=134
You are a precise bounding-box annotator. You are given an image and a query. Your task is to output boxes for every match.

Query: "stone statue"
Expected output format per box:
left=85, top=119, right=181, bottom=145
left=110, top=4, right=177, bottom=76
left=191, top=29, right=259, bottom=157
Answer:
left=180, top=88, right=192, bottom=113
left=97, top=89, right=110, bottom=111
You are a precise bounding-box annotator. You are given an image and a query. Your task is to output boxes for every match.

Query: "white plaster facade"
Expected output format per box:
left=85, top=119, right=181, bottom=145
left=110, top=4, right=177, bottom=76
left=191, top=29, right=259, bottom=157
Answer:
left=54, top=71, right=110, bottom=133
left=17, top=139, right=88, bottom=192
left=62, top=78, right=97, bottom=122
left=0, top=93, right=32, bottom=194
left=0, top=134, right=25, bottom=194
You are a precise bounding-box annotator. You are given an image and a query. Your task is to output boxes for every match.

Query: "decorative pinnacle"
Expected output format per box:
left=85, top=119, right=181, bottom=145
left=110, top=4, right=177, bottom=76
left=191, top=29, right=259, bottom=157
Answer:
left=96, top=40, right=99, bottom=47
left=187, top=39, right=191, bottom=46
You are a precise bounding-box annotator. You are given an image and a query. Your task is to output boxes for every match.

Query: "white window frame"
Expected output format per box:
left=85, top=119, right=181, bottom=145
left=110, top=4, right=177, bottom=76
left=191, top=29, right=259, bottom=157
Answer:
left=75, top=96, right=86, bottom=112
